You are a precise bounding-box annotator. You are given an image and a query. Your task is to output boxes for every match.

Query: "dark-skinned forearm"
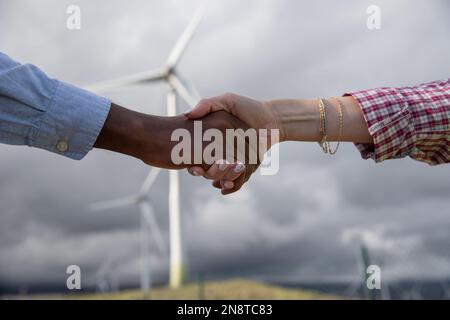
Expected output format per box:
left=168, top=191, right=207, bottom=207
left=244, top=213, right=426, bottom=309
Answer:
left=94, top=104, right=243, bottom=170
left=94, top=103, right=185, bottom=168
left=94, top=103, right=149, bottom=161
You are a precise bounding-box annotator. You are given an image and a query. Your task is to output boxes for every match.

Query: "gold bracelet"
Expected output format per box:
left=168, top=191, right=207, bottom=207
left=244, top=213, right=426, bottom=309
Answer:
left=317, top=98, right=329, bottom=153
left=327, top=97, right=344, bottom=155
left=317, top=97, right=344, bottom=155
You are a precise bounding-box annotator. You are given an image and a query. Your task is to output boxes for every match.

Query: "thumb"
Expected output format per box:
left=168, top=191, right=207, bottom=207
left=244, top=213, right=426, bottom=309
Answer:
left=187, top=166, right=205, bottom=177
left=185, top=100, right=214, bottom=119
left=185, top=98, right=230, bottom=119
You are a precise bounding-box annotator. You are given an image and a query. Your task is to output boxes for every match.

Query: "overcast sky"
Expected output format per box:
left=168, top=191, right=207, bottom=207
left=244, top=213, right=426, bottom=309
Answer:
left=0, top=0, right=449, bottom=293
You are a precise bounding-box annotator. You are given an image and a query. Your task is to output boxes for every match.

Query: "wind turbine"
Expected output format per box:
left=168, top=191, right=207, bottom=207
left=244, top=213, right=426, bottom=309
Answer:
left=88, top=257, right=121, bottom=294
left=87, top=1, right=207, bottom=289
left=90, top=168, right=166, bottom=295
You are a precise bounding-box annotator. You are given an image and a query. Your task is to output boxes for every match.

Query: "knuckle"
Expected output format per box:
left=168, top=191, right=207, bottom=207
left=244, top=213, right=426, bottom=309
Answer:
left=223, top=92, right=236, bottom=100
left=198, top=98, right=209, bottom=106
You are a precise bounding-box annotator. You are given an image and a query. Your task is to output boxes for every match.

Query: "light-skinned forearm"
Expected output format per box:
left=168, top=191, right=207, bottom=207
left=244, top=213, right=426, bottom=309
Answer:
left=267, top=96, right=373, bottom=143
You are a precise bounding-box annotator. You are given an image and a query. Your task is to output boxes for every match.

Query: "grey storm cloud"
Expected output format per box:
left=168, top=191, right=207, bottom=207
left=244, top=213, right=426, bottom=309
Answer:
left=0, top=0, right=449, bottom=293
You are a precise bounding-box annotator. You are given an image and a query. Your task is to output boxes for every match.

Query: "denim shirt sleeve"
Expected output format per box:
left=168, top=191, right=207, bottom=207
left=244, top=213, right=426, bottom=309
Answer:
left=0, top=52, right=111, bottom=160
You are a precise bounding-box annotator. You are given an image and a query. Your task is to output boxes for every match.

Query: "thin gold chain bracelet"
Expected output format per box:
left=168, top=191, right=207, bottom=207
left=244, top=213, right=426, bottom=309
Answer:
left=327, top=97, right=344, bottom=155
left=317, top=97, right=344, bottom=155
left=317, top=98, right=329, bottom=153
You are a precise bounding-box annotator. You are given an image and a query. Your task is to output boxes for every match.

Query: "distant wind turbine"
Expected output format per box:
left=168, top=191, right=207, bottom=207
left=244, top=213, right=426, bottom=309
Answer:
left=89, top=257, right=121, bottom=293
left=88, top=1, right=208, bottom=290
left=90, top=168, right=166, bottom=295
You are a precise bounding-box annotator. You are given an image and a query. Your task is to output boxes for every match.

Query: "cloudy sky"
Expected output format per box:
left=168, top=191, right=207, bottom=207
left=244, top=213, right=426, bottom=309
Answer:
left=0, top=0, right=449, bottom=293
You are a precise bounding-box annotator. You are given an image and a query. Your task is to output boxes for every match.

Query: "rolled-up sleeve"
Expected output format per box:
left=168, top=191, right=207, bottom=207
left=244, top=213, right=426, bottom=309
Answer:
left=0, top=52, right=110, bottom=160
left=345, top=79, right=450, bottom=165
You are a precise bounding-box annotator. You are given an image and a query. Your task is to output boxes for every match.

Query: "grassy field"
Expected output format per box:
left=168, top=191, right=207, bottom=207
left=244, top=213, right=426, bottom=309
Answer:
left=51, top=279, right=340, bottom=300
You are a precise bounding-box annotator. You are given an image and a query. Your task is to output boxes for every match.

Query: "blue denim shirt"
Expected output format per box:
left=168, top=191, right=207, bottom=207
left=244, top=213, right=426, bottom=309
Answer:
left=0, top=52, right=111, bottom=159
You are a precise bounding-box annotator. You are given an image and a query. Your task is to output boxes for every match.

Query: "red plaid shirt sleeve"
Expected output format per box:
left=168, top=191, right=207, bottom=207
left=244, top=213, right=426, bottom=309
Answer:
left=345, top=79, right=450, bottom=165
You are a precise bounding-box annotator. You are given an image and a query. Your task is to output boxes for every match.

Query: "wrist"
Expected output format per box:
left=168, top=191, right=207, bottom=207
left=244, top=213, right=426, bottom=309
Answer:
left=265, top=100, right=287, bottom=142
left=267, top=99, right=321, bottom=142
left=94, top=103, right=151, bottom=162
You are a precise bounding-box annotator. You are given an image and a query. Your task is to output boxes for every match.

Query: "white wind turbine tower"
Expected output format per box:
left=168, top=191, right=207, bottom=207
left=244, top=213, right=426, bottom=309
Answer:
left=87, top=1, right=207, bottom=290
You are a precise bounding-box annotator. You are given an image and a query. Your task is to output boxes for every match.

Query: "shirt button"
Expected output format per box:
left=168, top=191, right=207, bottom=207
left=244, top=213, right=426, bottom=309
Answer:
left=56, top=140, right=69, bottom=153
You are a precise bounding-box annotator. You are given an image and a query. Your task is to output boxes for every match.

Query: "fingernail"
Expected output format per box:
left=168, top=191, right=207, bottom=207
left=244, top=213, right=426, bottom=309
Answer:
left=224, top=181, right=234, bottom=189
left=233, top=162, right=245, bottom=173
left=190, top=169, right=201, bottom=176
left=218, top=159, right=227, bottom=171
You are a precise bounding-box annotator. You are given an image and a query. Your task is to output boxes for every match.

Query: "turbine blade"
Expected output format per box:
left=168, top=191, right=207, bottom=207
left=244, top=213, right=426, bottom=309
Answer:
left=85, top=68, right=166, bottom=93
left=168, top=74, right=199, bottom=108
left=89, top=196, right=138, bottom=211
left=140, top=167, right=162, bottom=194
left=166, top=0, right=208, bottom=68
left=140, top=202, right=167, bottom=255
left=175, top=73, right=201, bottom=102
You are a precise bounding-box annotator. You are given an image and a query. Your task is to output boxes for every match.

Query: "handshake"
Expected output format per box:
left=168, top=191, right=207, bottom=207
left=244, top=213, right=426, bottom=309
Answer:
left=95, top=92, right=369, bottom=194
left=95, top=93, right=282, bottom=195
